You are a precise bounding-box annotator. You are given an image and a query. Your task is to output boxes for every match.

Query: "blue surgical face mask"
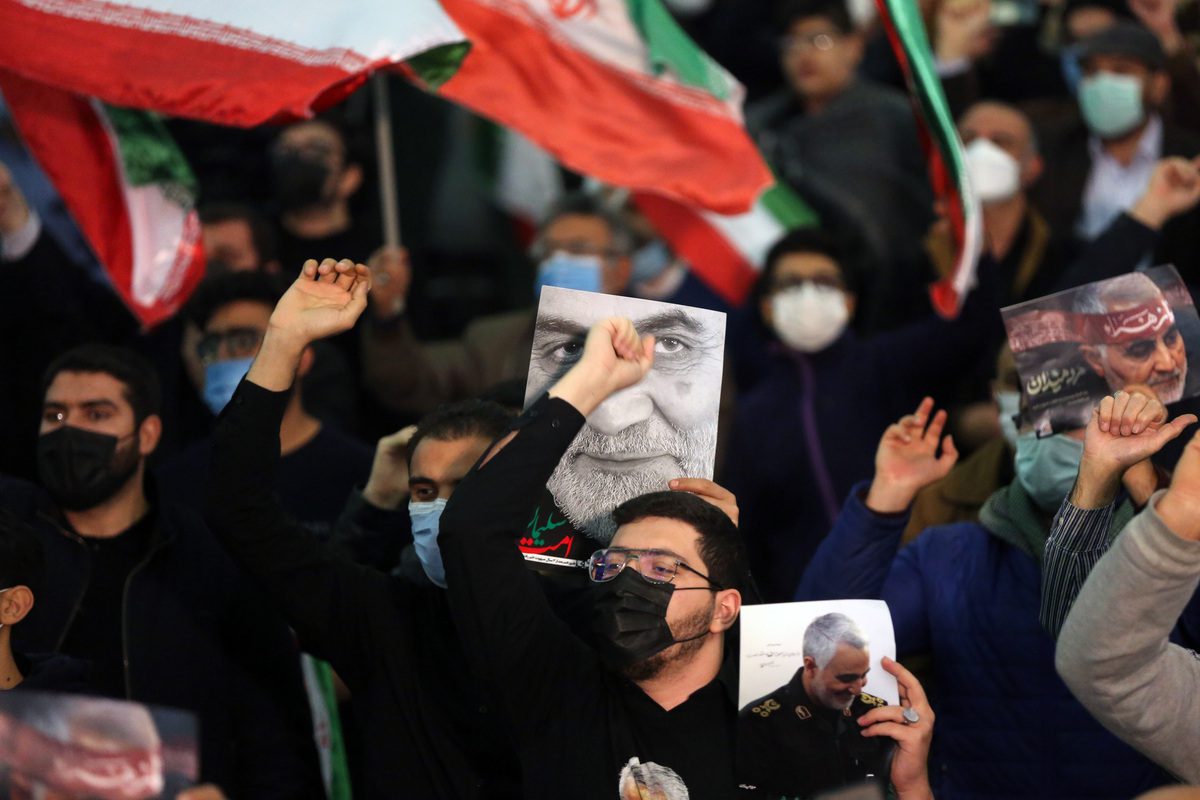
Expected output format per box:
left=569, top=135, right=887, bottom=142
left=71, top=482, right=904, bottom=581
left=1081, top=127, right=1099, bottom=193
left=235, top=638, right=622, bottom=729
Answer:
left=1078, top=72, right=1146, bottom=139
left=996, top=390, right=1021, bottom=448
left=630, top=240, right=673, bottom=284
left=202, top=356, right=255, bottom=416
left=409, top=498, right=449, bottom=588
left=534, top=252, right=603, bottom=297
left=1014, top=432, right=1084, bottom=512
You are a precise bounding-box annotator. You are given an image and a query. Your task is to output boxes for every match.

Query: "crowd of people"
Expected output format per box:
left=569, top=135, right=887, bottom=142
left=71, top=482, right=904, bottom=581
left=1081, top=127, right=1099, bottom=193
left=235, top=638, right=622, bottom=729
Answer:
left=3, top=0, right=1200, bottom=796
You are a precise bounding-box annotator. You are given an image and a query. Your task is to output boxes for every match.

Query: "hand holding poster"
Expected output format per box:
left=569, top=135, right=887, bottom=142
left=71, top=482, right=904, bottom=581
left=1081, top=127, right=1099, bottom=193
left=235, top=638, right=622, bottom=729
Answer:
left=737, top=601, right=898, bottom=799
left=1002, top=266, right=1200, bottom=434
left=522, top=287, right=726, bottom=568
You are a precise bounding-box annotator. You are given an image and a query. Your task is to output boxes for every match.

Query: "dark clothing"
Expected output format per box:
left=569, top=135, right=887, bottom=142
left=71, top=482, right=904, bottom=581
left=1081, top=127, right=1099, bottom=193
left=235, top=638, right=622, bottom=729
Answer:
left=724, top=270, right=1000, bottom=602
left=1, top=477, right=322, bottom=798
left=58, top=511, right=154, bottom=699
left=160, top=424, right=372, bottom=524
left=13, top=651, right=90, bottom=693
left=440, top=395, right=737, bottom=799
left=205, top=379, right=519, bottom=799
left=1031, top=116, right=1200, bottom=285
left=737, top=676, right=893, bottom=799
left=794, top=482, right=1172, bottom=798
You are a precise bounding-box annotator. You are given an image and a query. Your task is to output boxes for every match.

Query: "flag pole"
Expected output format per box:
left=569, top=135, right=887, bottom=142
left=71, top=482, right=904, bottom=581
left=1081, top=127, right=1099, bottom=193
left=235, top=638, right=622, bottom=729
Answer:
left=372, top=72, right=401, bottom=248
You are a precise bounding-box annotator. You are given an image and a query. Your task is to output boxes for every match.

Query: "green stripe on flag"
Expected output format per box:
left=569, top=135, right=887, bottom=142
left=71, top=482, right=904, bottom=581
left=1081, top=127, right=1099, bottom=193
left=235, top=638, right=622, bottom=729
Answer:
left=407, top=41, right=472, bottom=90
left=625, top=0, right=731, bottom=99
left=760, top=180, right=819, bottom=229
left=103, top=106, right=196, bottom=197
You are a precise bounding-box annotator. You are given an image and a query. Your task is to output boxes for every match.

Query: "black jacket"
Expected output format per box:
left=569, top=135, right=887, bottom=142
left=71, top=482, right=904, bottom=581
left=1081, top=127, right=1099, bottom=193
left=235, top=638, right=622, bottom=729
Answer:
left=204, top=380, right=519, bottom=799
left=440, top=396, right=738, bottom=799
left=0, top=476, right=322, bottom=797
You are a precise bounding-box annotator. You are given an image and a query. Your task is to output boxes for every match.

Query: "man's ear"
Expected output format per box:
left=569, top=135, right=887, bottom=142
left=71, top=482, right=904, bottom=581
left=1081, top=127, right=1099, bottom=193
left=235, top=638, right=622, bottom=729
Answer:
left=1022, top=154, right=1044, bottom=188
left=297, top=345, right=316, bottom=380
left=337, top=163, right=364, bottom=200
left=137, top=414, right=163, bottom=458
left=803, top=655, right=818, bottom=673
left=1080, top=344, right=1106, bottom=378
left=0, top=586, right=35, bottom=626
left=710, top=589, right=742, bottom=632
left=1147, top=72, right=1170, bottom=108
left=845, top=291, right=858, bottom=319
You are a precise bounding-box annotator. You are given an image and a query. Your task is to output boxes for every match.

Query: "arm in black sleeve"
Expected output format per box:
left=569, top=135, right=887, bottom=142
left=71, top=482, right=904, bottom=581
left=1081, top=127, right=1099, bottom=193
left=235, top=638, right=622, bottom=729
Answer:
left=204, top=379, right=389, bottom=668
left=439, top=396, right=597, bottom=728
left=1054, top=212, right=1161, bottom=291
left=328, top=488, right=411, bottom=572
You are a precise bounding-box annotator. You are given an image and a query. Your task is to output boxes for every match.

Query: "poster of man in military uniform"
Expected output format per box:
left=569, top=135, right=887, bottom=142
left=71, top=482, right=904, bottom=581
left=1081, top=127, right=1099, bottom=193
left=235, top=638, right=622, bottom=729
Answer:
left=737, top=607, right=898, bottom=799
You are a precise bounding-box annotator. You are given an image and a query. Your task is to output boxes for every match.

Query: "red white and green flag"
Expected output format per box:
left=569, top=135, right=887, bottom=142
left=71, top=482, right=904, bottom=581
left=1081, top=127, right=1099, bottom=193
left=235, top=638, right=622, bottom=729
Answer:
left=633, top=182, right=818, bottom=305
left=0, top=75, right=203, bottom=328
left=0, top=0, right=469, bottom=125
left=432, top=0, right=773, bottom=215
left=876, top=0, right=982, bottom=317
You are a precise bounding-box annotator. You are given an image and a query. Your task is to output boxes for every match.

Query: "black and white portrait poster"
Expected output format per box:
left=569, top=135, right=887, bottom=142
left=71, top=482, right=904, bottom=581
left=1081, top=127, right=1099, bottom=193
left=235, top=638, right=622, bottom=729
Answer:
left=521, top=286, right=726, bottom=569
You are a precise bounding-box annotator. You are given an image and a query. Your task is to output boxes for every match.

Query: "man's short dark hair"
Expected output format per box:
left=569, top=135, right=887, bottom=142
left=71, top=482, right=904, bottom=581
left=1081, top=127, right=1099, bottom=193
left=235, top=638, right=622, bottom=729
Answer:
left=198, top=202, right=279, bottom=267
left=611, top=491, right=746, bottom=591
left=536, top=191, right=635, bottom=256
left=0, top=510, right=44, bottom=593
left=407, top=400, right=516, bottom=470
left=41, top=344, right=162, bottom=424
left=183, top=271, right=286, bottom=330
left=753, top=227, right=858, bottom=316
left=777, top=0, right=855, bottom=36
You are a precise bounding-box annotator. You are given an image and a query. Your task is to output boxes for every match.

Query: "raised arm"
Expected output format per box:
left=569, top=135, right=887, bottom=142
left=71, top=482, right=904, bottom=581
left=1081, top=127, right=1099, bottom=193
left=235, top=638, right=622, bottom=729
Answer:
left=1041, top=392, right=1195, bottom=636
left=439, top=317, right=654, bottom=724
left=205, top=259, right=387, bottom=667
left=1056, top=427, right=1200, bottom=783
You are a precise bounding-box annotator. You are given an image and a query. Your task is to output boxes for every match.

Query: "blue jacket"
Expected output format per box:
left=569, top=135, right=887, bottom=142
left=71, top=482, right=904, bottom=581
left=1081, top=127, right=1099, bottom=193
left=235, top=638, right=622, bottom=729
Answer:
left=795, top=482, right=1171, bottom=798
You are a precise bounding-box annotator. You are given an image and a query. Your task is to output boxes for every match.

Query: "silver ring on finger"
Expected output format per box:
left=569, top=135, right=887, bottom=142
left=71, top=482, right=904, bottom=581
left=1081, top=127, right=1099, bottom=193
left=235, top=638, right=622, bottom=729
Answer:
left=902, top=707, right=920, bottom=725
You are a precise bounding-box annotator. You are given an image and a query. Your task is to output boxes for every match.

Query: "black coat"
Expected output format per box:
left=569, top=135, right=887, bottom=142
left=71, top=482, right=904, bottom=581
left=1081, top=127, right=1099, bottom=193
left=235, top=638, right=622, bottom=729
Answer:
left=0, top=476, right=322, bottom=798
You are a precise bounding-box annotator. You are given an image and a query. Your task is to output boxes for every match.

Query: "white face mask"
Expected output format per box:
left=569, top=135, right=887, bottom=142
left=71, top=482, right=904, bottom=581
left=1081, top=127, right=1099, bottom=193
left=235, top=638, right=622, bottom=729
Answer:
left=770, top=284, right=850, bottom=353
left=965, top=137, right=1021, bottom=204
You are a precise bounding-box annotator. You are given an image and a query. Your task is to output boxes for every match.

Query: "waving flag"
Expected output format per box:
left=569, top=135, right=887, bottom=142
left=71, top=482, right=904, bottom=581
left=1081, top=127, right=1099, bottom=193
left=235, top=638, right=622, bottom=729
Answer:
left=876, top=0, right=982, bottom=317
left=432, top=0, right=773, bottom=215
left=0, top=0, right=468, bottom=125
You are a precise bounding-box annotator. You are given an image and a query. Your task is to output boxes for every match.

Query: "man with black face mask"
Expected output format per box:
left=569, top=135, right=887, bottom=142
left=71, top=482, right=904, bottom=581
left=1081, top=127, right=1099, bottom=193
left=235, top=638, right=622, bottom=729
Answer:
left=437, top=315, right=938, bottom=798
left=0, top=344, right=323, bottom=799
left=270, top=118, right=377, bottom=271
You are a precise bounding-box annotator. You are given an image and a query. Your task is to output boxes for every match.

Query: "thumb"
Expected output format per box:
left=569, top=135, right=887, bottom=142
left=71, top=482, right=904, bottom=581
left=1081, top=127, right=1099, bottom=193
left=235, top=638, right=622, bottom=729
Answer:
left=1158, top=413, right=1200, bottom=446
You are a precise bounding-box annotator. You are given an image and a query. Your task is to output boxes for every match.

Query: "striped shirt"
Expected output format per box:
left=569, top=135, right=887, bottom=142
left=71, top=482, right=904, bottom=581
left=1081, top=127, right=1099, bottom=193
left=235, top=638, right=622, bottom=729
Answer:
left=1041, top=497, right=1116, bottom=637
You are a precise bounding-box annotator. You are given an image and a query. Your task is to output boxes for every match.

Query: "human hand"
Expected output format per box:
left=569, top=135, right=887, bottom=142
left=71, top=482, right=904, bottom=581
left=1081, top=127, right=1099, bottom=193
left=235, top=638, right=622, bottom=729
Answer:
left=548, top=317, right=654, bottom=417
left=1129, top=157, right=1200, bottom=230
left=669, top=478, right=739, bottom=527
left=934, top=0, right=994, bottom=63
left=865, top=398, right=958, bottom=514
left=1155, top=427, right=1200, bottom=541
left=1129, top=0, right=1184, bottom=52
left=367, top=245, right=411, bottom=320
left=859, top=657, right=935, bottom=800
left=268, top=258, right=371, bottom=347
left=363, top=425, right=418, bottom=510
left=1074, top=390, right=1195, bottom=508
left=0, top=162, right=31, bottom=237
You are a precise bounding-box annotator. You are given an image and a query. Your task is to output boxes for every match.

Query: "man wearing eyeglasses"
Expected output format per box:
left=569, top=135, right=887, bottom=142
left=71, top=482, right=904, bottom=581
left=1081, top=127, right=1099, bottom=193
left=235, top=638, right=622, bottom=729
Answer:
left=737, top=613, right=894, bottom=798
left=437, top=315, right=937, bottom=798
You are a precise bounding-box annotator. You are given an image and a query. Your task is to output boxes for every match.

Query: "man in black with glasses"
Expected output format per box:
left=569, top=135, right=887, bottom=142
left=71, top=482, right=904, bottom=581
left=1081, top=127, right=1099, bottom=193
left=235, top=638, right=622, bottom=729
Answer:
left=438, top=315, right=938, bottom=799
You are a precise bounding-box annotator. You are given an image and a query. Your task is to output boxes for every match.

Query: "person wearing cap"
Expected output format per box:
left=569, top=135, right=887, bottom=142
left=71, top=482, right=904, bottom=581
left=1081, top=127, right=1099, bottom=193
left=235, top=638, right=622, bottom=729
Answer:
left=1033, top=21, right=1200, bottom=284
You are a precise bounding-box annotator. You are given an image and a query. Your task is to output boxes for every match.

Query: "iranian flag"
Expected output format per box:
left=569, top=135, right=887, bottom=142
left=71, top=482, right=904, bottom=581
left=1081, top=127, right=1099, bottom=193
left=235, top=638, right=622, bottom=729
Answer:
left=876, top=0, right=982, bottom=317
left=0, top=0, right=469, bottom=125
left=432, top=0, right=773, bottom=215
left=633, top=182, right=818, bottom=305
left=1, top=74, right=203, bottom=328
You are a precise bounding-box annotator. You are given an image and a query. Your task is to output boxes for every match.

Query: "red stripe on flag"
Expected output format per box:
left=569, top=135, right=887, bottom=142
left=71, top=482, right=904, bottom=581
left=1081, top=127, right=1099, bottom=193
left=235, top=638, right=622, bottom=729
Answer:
left=0, top=1, right=368, bottom=125
left=633, top=193, right=758, bottom=305
left=437, top=0, right=771, bottom=215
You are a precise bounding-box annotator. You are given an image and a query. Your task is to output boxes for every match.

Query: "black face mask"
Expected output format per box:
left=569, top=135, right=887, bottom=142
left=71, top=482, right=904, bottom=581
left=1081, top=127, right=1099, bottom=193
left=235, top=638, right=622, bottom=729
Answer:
left=270, top=151, right=333, bottom=213
left=37, top=427, right=140, bottom=512
left=593, top=569, right=707, bottom=670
